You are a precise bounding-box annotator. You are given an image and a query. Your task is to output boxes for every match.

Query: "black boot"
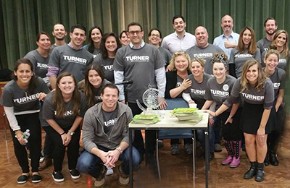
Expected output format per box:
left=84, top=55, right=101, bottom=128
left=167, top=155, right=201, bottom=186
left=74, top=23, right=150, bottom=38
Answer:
left=255, top=163, right=265, bottom=182
left=269, top=152, right=279, bottom=166
left=264, top=152, right=270, bottom=166
left=243, top=162, right=257, bottom=179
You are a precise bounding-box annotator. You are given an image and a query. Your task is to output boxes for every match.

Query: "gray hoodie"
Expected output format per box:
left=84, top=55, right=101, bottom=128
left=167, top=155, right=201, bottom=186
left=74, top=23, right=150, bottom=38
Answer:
left=82, top=102, right=133, bottom=152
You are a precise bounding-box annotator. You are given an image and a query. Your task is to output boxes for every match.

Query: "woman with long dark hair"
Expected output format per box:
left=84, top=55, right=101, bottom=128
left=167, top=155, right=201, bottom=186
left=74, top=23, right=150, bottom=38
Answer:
left=93, top=32, right=121, bottom=83
left=2, top=58, right=49, bottom=184
left=42, top=72, right=87, bottom=182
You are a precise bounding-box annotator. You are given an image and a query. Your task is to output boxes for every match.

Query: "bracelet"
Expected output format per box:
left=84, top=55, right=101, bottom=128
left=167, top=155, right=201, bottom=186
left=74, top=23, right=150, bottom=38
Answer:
left=60, top=132, right=66, bottom=135
left=116, top=147, right=123, bottom=154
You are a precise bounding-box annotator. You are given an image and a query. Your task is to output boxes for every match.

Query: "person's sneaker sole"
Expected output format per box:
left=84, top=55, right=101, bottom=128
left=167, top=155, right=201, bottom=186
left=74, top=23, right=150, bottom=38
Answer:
left=52, top=174, right=64, bottom=182
left=31, top=174, right=42, bottom=183
left=17, top=175, right=29, bottom=184
left=94, top=178, right=105, bottom=187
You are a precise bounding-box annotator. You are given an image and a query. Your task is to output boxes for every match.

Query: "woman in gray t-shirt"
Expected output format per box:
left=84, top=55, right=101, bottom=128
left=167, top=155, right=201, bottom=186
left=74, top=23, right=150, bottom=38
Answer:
left=263, top=50, right=286, bottom=166
left=211, top=60, right=274, bottom=182
left=2, top=58, right=49, bottom=184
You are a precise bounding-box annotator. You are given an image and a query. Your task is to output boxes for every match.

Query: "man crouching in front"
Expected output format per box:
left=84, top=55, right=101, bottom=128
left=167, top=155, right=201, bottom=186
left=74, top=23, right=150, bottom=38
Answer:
left=76, top=83, right=140, bottom=187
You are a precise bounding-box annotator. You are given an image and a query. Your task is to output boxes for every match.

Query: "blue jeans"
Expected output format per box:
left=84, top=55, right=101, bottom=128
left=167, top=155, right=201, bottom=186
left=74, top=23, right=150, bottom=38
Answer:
left=76, top=146, right=140, bottom=178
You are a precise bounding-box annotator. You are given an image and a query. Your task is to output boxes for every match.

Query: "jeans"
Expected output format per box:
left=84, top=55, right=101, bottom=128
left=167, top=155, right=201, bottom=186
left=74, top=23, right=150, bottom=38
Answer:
left=77, top=146, right=140, bottom=178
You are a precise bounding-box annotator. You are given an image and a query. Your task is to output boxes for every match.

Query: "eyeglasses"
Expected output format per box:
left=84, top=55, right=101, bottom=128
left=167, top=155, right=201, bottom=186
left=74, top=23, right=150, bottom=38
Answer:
left=128, top=30, right=142, bottom=35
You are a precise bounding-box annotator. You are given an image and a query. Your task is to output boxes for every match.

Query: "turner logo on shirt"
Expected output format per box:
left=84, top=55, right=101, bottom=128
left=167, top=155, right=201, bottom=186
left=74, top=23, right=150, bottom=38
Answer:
left=191, top=89, right=205, bottom=95
left=103, top=65, right=113, bottom=70
left=63, top=55, right=87, bottom=65
left=273, top=82, right=280, bottom=89
left=37, top=63, right=49, bottom=69
left=125, top=56, right=149, bottom=62
left=193, top=53, right=213, bottom=59
left=14, top=93, right=40, bottom=104
left=54, top=110, right=74, bottom=116
left=210, top=90, right=229, bottom=97
left=104, top=118, right=117, bottom=127
left=234, top=54, right=252, bottom=58
left=241, top=93, right=264, bottom=101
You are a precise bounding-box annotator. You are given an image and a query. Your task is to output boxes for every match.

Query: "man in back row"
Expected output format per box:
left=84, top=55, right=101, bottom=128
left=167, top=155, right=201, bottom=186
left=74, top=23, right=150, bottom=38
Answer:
left=161, top=15, right=196, bottom=53
left=47, top=24, right=94, bottom=89
left=213, top=15, right=239, bottom=59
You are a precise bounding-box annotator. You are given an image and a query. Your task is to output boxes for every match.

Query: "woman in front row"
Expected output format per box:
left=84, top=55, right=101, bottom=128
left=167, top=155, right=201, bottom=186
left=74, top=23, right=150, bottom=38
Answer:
left=210, top=60, right=274, bottom=182
left=263, top=49, right=286, bottom=166
left=2, top=58, right=49, bottom=184
left=201, top=53, right=240, bottom=163
left=42, top=72, right=87, bottom=182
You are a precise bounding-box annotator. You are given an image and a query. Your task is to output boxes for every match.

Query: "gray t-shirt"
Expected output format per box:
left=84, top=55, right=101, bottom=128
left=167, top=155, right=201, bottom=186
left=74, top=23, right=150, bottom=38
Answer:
left=229, top=48, right=261, bottom=78
left=257, top=37, right=271, bottom=55
left=24, top=50, right=50, bottom=83
left=42, top=91, right=87, bottom=128
left=1, top=77, right=50, bottom=114
left=158, top=47, right=172, bottom=66
left=267, top=68, right=286, bottom=100
left=205, top=75, right=236, bottom=109
left=48, top=44, right=94, bottom=82
left=102, top=107, right=118, bottom=134
left=113, top=44, right=164, bottom=103
left=185, top=73, right=212, bottom=105
left=186, top=44, right=224, bottom=74
left=94, top=54, right=114, bottom=83
left=224, top=77, right=274, bottom=109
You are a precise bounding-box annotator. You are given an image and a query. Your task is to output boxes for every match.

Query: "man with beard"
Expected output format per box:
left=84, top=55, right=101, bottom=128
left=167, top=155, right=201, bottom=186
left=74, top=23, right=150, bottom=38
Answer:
left=257, top=18, right=278, bottom=55
left=213, top=15, right=239, bottom=59
left=161, top=15, right=196, bottom=53
left=51, top=24, right=67, bottom=50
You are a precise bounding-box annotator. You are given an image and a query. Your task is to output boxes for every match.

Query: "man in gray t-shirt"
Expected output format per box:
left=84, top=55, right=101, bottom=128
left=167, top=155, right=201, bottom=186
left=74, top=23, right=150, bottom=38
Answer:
left=114, top=22, right=166, bottom=159
left=47, top=24, right=94, bottom=89
left=186, top=26, right=224, bottom=74
left=257, top=18, right=278, bottom=55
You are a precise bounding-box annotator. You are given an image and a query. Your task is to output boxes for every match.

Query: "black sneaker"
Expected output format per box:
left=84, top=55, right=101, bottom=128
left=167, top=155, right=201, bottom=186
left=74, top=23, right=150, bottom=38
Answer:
left=17, top=174, right=29, bottom=184
left=31, top=174, right=42, bottom=183
left=69, top=169, right=80, bottom=180
left=52, top=171, right=64, bottom=182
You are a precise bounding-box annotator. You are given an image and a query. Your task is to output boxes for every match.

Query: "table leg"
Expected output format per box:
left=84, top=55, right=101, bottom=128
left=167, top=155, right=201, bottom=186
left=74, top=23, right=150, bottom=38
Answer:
left=204, top=129, right=209, bottom=188
left=192, top=132, right=195, bottom=188
left=129, top=129, right=133, bottom=188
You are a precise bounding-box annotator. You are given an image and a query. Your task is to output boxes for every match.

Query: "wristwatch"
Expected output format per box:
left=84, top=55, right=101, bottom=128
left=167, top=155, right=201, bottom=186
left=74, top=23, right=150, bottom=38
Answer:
left=69, top=131, right=75, bottom=136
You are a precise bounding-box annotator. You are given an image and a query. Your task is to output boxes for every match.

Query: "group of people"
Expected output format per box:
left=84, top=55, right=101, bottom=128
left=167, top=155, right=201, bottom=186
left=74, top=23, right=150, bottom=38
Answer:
left=0, top=14, right=288, bottom=187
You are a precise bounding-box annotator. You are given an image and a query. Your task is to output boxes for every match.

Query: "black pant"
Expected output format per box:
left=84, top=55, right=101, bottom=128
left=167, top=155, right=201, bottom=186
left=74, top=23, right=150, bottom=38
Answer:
left=128, top=102, right=156, bottom=156
left=11, top=113, right=42, bottom=173
left=44, top=126, right=80, bottom=172
left=42, top=131, right=54, bottom=158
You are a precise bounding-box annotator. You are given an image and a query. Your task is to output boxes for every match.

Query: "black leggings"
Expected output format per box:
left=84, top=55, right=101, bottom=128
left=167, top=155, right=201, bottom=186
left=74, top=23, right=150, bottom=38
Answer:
left=44, top=126, right=80, bottom=172
left=11, top=113, right=42, bottom=173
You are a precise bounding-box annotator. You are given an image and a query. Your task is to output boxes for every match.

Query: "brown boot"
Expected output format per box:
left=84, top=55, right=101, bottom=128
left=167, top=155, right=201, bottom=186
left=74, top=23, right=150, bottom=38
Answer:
left=39, top=157, right=52, bottom=171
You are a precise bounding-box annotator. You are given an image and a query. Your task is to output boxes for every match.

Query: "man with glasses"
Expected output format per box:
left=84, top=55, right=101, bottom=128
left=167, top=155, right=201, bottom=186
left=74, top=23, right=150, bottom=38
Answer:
left=161, top=15, right=196, bottom=53
left=113, top=22, right=166, bottom=163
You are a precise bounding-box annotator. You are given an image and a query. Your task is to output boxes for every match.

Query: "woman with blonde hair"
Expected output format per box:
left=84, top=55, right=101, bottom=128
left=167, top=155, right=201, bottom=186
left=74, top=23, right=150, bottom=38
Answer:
left=263, top=49, right=286, bottom=166
left=164, top=51, right=193, bottom=155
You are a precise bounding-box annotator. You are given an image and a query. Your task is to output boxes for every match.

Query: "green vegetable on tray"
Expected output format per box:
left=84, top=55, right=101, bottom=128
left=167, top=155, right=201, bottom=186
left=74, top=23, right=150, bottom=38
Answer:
left=172, top=107, right=198, bottom=114
left=132, top=114, right=160, bottom=124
